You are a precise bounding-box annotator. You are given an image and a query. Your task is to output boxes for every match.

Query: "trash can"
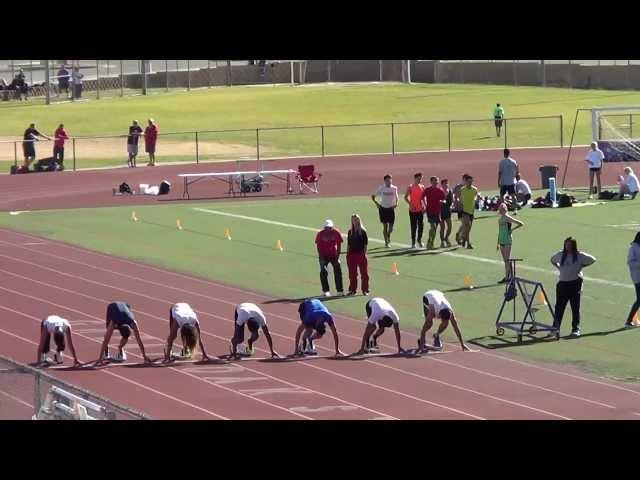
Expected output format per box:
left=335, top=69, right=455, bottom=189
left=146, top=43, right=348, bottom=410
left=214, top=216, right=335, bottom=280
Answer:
left=539, top=165, right=558, bottom=189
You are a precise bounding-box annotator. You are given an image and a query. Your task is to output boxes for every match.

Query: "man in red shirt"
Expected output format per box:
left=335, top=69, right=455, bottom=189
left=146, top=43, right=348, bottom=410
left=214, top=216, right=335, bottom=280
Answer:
left=53, top=124, right=69, bottom=169
left=315, top=219, right=344, bottom=297
left=144, top=118, right=158, bottom=166
left=422, top=176, right=446, bottom=250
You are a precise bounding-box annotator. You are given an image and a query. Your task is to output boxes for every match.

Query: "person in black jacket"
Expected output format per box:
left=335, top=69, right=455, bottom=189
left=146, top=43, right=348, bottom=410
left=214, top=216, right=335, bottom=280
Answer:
left=346, top=214, right=369, bottom=296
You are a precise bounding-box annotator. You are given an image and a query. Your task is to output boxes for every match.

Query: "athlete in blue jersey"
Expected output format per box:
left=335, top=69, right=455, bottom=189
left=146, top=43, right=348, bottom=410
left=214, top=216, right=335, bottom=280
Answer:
left=295, top=299, right=344, bottom=357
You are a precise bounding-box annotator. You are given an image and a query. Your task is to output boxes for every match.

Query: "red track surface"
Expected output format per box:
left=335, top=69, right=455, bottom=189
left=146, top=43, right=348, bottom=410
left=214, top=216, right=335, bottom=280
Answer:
left=4, top=147, right=640, bottom=420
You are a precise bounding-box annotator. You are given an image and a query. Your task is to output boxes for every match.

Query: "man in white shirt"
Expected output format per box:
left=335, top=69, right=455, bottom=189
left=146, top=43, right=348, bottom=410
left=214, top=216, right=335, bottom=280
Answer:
left=619, top=166, right=640, bottom=200
left=231, top=302, right=279, bottom=359
left=585, top=141, right=605, bottom=199
left=371, top=174, right=399, bottom=247
left=165, top=302, right=210, bottom=361
left=418, top=290, right=470, bottom=352
left=355, top=297, right=404, bottom=355
left=515, top=174, right=532, bottom=206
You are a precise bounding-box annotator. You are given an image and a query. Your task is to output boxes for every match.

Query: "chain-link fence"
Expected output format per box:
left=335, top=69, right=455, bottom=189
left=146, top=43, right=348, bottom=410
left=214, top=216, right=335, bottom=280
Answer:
left=0, top=354, right=149, bottom=420
left=0, top=115, right=563, bottom=172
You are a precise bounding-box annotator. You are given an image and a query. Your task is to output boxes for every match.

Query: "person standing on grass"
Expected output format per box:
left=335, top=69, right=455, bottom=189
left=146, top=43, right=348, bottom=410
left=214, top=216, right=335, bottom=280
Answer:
left=95, top=301, right=152, bottom=365
left=550, top=238, right=596, bottom=338
left=354, top=297, right=404, bottom=355
left=371, top=174, right=398, bottom=247
left=515, top=174, right=532, bottom=207
left=315, top=219, right=344, bottom=297
left=422, top=176, right=446, bottom=250
left=164, top=302, right=210, bottom=362
left=440, top=178, right=453, bottom=247
left=53, top=124, right=69, bottom=168
left=404, top=172, right=426, bottom=249
left=618, top=166, right=639, bottom=200
left=72, top=66, right=84, bottom=99
left=145, top=118, right=158, bottom=166
left=496, top=202, right=524, bottom=283
left=585, top=141, right=605, bottom=199
left=453, top=174, right=466, bottom=245
left=56, top=65, right=70, bottom=97
left=498, top=148, right=519, bottom=199
left=458, top=174, right=479, bottom=249
left=127, top=120, right=143, bottom=168
left=418, top=290, right=470, bottom=352
left=625, top=232, right=640, bottom=329
left=494, top=103, right=505, bottom=137
left=346, top=214, right=369, bottom=296
left=22, top=123, right=51, bottom=168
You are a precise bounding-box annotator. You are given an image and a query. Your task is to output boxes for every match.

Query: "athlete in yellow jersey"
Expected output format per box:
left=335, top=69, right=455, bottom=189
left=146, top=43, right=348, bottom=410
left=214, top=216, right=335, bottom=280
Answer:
left=458, top=174, right=478, bottom=249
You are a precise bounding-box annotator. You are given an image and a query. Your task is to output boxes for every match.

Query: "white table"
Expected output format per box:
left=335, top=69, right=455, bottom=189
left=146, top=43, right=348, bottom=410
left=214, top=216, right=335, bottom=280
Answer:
left=178, top=169, right=297, bottom=199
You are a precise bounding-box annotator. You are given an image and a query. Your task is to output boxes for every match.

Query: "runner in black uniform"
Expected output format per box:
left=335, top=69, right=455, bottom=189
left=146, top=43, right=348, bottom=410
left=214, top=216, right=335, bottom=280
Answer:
left=95, top=301, right=151, bottom=364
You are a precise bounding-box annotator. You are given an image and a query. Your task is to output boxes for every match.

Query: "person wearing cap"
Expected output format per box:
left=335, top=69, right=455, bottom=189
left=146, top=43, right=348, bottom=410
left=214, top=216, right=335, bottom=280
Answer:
left=145, top=118, right=159, bottom=167
left=95, top=301, right=152, bottom=365
left=494, top=103, right=505, bottom=137
left=230, top=302, right=279, bottom=359
left=418, top=290, right=470, bottom=352
left=585, top=141, right=605, bottom=199
left=354, top=297, right=405, bottom=355
left=36, top=315, right=81, bottom=366
left=315, top=219, right=344, bottom=297
left=127, top=120, right=143, bottom=168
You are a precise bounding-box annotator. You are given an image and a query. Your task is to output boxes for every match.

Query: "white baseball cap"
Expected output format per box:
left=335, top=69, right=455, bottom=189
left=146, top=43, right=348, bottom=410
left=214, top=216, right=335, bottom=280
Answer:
left=324, top=219, right=334, bottom=228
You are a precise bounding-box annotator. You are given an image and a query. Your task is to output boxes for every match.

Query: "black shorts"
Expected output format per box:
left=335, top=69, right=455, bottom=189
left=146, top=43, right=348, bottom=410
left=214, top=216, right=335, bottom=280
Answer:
left=494, top=117, right=503, bottom=127
left=23, top=142, right=35, bottom=158
left=441, top=207, right=451, bottom=220
left=426, top=212, right=441, bottom=225
left=461, top=212, right=474, bottom=221
left=500, top=185, right=516, bottom=197
left=378, top=206, right=395, bottom=224
left=590, top=167, right=602, bottom=173
left=457, top=211, right=463, bottom=220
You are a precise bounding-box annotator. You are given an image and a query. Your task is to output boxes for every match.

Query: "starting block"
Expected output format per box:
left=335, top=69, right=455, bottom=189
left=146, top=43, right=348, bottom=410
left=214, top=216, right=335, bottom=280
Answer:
left=495, top=259, right=558, bottom=343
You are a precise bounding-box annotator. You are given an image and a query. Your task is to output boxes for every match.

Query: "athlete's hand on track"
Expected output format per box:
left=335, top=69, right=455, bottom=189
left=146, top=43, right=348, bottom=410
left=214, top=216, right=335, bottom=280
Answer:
left=461, top=344, right=471, bottom=352
left=143, top=355, right=153, bottom=364
left=334, top=350, right=346, bottom=357
left=398, top=347, right=406, bottom=354
left=201, top=354, right=210, bottom=362
left=271, top=351, right=281, bottom=359
left=73, top=359, right=82, bottom=368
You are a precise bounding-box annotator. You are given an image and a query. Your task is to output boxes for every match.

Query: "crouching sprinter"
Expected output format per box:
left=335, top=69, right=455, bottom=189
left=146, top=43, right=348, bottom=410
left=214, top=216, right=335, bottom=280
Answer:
left=37, top=315, right=81, bottom=366
left=418, top=290, right=470, bottom=352
left=165, top=302, right=209, bottom=361
left=231, top=302, right=279, bottom=359
left=355, top=297, right=404, bottom=355
left=295, top=298, right=344, bottom=357
left=96, top=301, right=151, bottom=365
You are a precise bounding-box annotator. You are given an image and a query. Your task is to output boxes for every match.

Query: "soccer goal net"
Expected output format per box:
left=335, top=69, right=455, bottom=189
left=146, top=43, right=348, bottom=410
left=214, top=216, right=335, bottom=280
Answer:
left=592, top=106, right=640, bottom=162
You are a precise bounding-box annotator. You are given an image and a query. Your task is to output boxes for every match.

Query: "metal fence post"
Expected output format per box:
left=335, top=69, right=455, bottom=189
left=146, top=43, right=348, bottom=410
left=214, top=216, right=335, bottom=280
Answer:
left=165, top=60, right=169, bottom=92
left=30, top=60, right=33, bottom=85
left=256, top=128, right=260, bottom=164
left=207, top=60, right=211, bottom=88
left=14, top=141, right=17, bottom=168
left=187, top=60, right=191, bottom=91
left=195, top=131, right=199, bottom=163
left=96, top=60, right=100, bottom=99
left=44, top=60, right=51, bottom=105
left=448, top=120, right=452, bottom=151
left=504, top=119, right=508, bottom=149
left=72, top=137, right=76, bottom=171
left=391, top=123, right=395, bottom=155
left=560, top=115, right=564, bottom=148
left=321, top=126, right=325, bottom=157
left=120, top=60, right=124, bottom=97
left=379, top=60, right=383, bottom=82
left=227, top=60, right=232, bottom=87
left=631, top=114, right=634, bottom=138
left=142, top=60, right=148, bottom=95
left=34, top=371, right=41, bottom=415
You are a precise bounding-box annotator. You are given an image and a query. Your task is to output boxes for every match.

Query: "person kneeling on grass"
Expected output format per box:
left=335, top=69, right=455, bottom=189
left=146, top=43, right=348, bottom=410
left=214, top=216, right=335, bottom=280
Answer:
left=37, top=315, right=81, bottom=367
left=355, top=297, right=404, bottom=356
left=231, top=302, right=279, bottom=359
left=165, top=302, right=209, bottom=362
left=618, top=166, right=640, bottom=200
left=418, top=290, right=470, bottom=352
left=95, top=301, right=152, bottom=365
left=295, top=298, right=344, bottom=357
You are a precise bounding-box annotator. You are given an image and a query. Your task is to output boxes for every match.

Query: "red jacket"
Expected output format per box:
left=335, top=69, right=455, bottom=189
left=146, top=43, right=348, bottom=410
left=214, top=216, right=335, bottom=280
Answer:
left=315, top=228, right=343, bottom=259
left=54, top=127, right=69, bottom=148
left=145, top=125, right=158, bottom=146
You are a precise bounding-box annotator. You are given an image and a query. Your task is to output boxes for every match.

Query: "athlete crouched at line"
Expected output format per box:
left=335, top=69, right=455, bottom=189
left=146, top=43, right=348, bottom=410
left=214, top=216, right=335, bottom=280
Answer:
left=231, top=303, right=279, bottom=359
left=165, top=302, right=209, bottom=361
left=37, top=315, right=81, bottom=366
left=355, top=297, right=404, bottom=355
left=295, top=298, right=344, bottom=357
left=95, top=301, right=151, bottom=365
left=418, top=290, right=470, bottom=352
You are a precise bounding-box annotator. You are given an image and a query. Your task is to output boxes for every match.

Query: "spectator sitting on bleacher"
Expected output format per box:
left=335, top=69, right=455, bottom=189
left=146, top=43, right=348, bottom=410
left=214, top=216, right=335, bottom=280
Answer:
left=515, top=174, right=532, bottom=207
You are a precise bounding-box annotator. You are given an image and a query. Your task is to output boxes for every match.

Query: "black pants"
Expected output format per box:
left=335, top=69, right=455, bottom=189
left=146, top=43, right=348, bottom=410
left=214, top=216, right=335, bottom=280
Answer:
left=53, top=146, right=64, bottom=163
left=73, top=84, right=82, bottom=99
left=409, top=211, right=424, bottom=245
left=554, top=278, right=583, bottom=331
left=319, top=256, right=343, bottom=293
left=626, top=283, right=640, bottom=324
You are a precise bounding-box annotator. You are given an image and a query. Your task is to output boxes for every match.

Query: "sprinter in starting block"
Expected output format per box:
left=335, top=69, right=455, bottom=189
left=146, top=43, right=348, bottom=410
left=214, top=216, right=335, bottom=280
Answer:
left=418, top=290, right=470, bottom=352
left=231, top=303, right=279, bottom=359
left=95, top=301, right=152, bottom=365
left=37, top=315, right=81, bottom=367
left=295, top=298, right=345, bottom=357
left=354, top=297, right=404, bottom=355
left=165, top=302, right=210, bottom=361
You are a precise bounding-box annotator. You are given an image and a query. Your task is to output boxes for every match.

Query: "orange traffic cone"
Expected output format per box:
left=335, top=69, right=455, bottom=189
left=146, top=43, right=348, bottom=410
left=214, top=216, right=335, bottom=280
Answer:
left=537, top=290, right=547, bottom=306
left=224, top=228, right=231, bottom=240
left=276, top=239, right=284, bottom=252
left=464, top=274, right=474, bottom=289
left=392, top=262, right=399, bottom=276
left=131, top=211, right=138, bottom=222
left=176, top=219, right=183, bottom=230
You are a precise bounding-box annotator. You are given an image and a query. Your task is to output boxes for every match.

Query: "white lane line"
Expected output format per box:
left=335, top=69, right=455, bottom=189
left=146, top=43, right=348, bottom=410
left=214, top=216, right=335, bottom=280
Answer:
left=0, top=389, right=34, bottom=409
left=192, top=208, right=631, bottom=289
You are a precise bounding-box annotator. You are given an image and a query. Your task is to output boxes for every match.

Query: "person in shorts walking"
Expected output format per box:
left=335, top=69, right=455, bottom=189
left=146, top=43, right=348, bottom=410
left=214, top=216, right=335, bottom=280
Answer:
left=440, top=178, right=453, bottom=247
left=458, top=174, right=479, bottom=249
left=404, top=173, right=426, bottom=249
left=127, top=120, right=143, bottom=168
left=585, top=141, right=605, bottom=199
left=494, top=103, right=505, bottom=137
left=422, top=176, right=445, bottom=250
left=371, top=174, right=398, bottom=247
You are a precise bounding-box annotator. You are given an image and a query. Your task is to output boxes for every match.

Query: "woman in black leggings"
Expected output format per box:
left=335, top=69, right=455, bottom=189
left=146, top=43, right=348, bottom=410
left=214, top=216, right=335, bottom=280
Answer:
left=625, top=232, right=640, bottom=328
left=550, top=238, right=596, bottom=338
